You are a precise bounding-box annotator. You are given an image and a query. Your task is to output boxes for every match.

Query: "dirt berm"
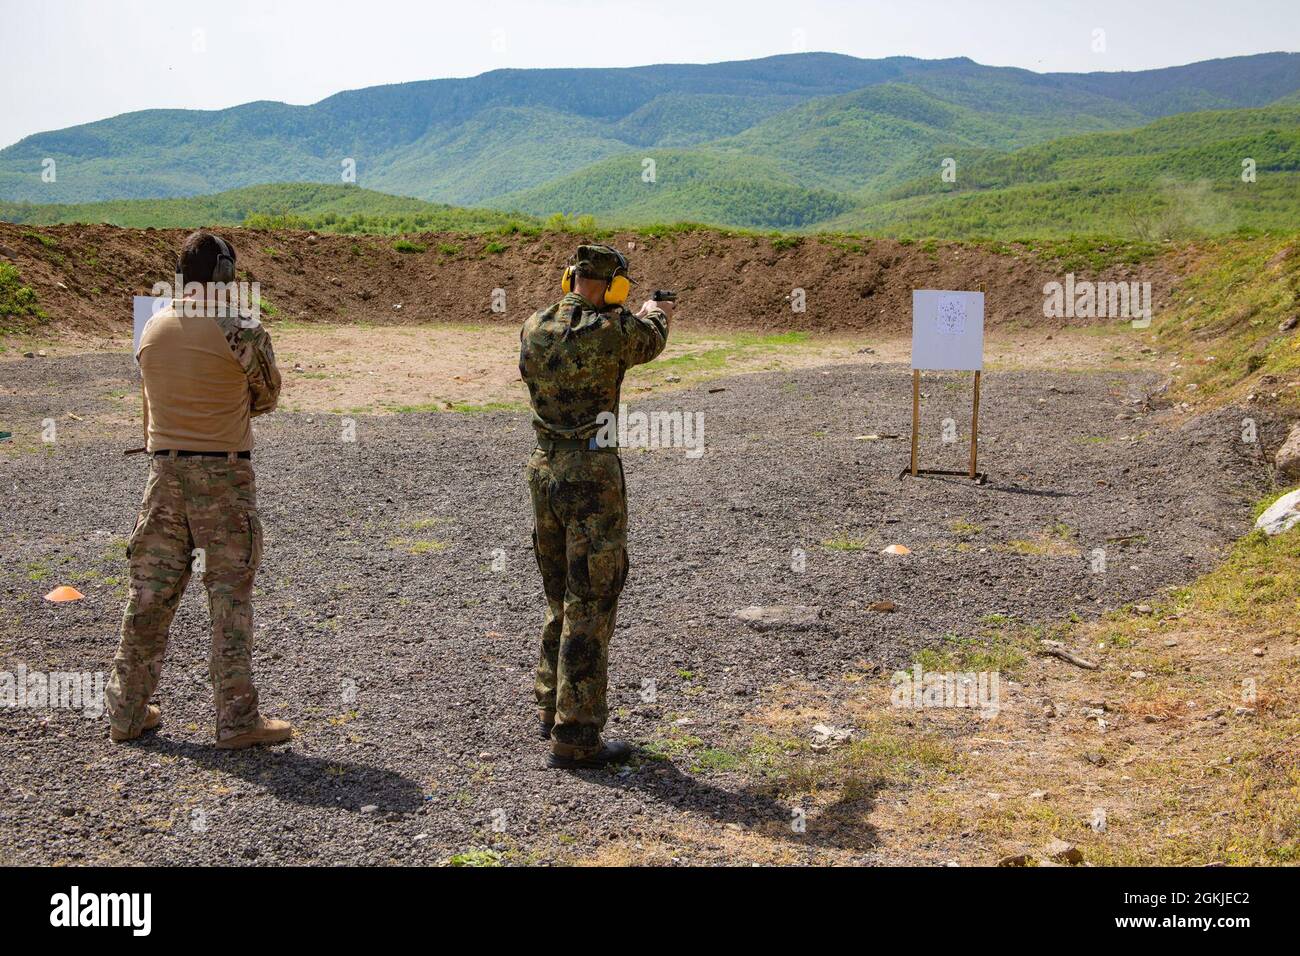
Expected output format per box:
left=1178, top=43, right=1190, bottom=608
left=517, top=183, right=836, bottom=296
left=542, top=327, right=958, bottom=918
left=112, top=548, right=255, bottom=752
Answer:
left=0, top=223, right=1181, bottom=336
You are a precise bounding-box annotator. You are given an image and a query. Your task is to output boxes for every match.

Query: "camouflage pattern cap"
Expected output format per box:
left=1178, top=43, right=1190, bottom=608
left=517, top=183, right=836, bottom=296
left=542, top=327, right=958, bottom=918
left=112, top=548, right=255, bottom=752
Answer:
left=573, top=244, right=629, bottom=280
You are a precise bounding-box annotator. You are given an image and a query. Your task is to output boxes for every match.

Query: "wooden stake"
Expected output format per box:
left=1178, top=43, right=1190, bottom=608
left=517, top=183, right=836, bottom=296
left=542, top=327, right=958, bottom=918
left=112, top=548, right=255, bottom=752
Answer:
left=910, top=369, right=920, bottom=477
left=969, top=369, right=982, bottom=478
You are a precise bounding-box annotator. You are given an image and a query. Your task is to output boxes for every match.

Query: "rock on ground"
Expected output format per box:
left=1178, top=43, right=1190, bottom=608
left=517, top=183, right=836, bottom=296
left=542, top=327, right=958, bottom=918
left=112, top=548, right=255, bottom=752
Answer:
left=1256, top=488, right=1300, bottom=536
left=1275, top=423, right=1300, bottom=481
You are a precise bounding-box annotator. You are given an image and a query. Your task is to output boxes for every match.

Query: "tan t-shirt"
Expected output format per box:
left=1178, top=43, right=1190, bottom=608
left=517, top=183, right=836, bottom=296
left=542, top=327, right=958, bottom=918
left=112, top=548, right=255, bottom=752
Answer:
left=138, top=303, right=255, bottom=452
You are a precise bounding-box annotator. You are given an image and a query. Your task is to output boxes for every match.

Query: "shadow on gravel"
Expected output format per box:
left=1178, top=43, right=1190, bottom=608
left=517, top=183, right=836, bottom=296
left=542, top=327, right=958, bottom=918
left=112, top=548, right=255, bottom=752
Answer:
left=902, top=473, right=1076, bottom=498
left=583, top=756, right=882, bottom=852
left=154, top=738, right=425, bottom=814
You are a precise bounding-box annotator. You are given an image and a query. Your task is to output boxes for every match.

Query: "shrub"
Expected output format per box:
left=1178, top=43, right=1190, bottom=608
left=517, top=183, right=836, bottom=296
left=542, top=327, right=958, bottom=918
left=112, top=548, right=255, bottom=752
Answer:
left=0, top=263, right=46, bottom=321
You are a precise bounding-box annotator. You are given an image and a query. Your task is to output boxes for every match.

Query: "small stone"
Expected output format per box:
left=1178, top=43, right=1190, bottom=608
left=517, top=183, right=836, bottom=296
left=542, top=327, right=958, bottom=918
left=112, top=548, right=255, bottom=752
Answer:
left=1083, top=752, right=1107, bottom=767
left=360, top=804, right=379, bottom=814
left=731, top=605, right=823, bottom=631
left=1275, top=424, right=1300, bottom=481
left=997, top=853, right=1031, bottom=867
left=1041, top=838, right=1084, bottom=865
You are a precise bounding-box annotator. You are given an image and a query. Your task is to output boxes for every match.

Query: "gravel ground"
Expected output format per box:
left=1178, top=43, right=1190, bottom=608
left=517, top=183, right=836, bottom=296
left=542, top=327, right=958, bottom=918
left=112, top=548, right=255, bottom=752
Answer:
left=0, top=353, right=1274, bottom=865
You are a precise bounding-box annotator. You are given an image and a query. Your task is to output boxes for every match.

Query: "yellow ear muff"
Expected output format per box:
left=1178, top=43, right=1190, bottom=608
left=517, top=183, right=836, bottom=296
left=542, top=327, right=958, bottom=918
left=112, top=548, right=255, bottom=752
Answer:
left=561, top=265, right=575, bottom=294
left=605, top=274, right=630, bottom=305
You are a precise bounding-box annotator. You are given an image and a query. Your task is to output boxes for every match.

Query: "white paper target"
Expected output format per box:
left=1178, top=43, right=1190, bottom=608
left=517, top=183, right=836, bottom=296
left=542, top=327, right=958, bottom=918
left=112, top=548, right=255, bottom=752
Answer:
left=132, top=295, right=168, bottom=359
left=911, top=290, right=984, bottom=371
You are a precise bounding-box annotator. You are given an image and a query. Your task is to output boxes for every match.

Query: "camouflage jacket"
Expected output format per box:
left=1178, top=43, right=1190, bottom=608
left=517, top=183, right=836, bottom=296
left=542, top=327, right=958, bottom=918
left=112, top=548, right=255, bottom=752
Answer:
left=519, top=292, right=668, bottom=442
left=216, top=313, right=282, bottom=416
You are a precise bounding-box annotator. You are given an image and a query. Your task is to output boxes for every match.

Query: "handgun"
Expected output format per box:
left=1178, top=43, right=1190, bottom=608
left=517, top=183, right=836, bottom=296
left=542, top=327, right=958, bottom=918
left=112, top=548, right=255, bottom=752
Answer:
left=651, top=290, right=677, bottom=302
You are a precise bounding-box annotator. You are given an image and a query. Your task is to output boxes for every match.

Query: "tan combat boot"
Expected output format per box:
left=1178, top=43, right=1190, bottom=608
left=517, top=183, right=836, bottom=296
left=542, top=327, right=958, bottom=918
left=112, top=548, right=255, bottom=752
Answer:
left=216, top=716, right=293, bottom=750
left=109, top=704, right=162, bottom=743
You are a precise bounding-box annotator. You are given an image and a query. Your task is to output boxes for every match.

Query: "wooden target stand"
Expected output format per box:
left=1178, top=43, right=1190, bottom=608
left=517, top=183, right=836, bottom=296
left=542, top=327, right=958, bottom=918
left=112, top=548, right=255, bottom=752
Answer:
left=899, top=368, right=985, bottom=483
left=898, top=284, right=987, bottom=484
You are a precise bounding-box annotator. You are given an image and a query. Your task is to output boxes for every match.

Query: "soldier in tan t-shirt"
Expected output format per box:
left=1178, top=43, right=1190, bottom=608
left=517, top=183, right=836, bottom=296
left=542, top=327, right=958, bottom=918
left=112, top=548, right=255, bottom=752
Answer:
left=106, top=231, right=292, bottom=749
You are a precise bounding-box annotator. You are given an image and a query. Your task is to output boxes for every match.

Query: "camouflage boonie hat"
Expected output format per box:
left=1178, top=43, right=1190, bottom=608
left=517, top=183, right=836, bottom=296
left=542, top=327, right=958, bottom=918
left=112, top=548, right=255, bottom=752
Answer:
left=573, top=244, right=629, bottom=281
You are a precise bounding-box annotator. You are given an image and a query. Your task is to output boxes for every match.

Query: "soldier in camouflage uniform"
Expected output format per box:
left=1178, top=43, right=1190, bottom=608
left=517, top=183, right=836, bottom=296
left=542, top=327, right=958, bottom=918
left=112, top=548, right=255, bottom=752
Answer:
left=107, top=231, right=292, bottom=749
left=519, top=244, right=672, bottom=768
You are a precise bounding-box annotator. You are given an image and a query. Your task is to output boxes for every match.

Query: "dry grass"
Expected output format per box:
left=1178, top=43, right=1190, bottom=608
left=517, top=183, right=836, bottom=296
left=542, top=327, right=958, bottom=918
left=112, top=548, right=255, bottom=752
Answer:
left=565, top=518, right=1300, bottom=866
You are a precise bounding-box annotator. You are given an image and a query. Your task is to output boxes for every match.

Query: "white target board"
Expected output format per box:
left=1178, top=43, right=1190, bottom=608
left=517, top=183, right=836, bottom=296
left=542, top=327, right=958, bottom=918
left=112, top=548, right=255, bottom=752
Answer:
left=911, top=290, right=984, bottom=371
left=132, top=295, right=168, bottom=359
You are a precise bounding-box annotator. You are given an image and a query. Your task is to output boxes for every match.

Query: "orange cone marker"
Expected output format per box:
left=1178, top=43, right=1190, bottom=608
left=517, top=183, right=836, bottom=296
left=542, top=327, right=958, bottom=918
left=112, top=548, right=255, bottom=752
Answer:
left=881, top=544, right=912, bottom=556
left=45, top=586, right=85, bottom=602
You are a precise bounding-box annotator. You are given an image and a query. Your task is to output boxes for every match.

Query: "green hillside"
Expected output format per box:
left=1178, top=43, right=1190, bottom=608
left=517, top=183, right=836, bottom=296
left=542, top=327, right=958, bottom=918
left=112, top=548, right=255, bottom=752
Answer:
left=821, top=105, right=1300, bottom=237
left=491, top=151, right=855, bottom=229
left=697, top=83, right=1063, bottom=193
left=4, top=99, right=1297, bottom=240
left=2, top=51, right=1296, bottom=207
left=2, top=53, right=1298, bottom=240
left=0, top=183, right=537, bottom=234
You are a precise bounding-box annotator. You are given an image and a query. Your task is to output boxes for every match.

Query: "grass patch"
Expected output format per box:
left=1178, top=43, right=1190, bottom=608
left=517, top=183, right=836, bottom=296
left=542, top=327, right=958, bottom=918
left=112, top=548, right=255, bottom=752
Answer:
left=775, top=731, right=962, bottom=799
left=691, top=748, right=744, bottom=774
left=914, top=630, right=1031, bottom=678
left=387, top=536, right=447, bottom=554
left=635, top=331, right=811, bottom=382
left=821, top=536, right=872, bottom=551
left=21, top=231, right=58, bottom=248
left=405, top=516, right=447, bottom=532
left=255, top=294, right=279, bottom=319
left=392, top=239, right=427, bottom=254
left=999, top=522, right=1080, bottom=557
left=0, top=263, right=47, bottom=323
left=448, top=849, right=502, bottom=867
left=1156, top=236, right=1300, bottom=414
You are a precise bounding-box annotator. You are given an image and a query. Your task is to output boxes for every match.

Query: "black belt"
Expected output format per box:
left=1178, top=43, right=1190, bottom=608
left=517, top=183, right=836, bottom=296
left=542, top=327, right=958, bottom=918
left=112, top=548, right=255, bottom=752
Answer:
left=536, top=437, right=617, bottom=453
left=153, top=450, right=251, bottom=459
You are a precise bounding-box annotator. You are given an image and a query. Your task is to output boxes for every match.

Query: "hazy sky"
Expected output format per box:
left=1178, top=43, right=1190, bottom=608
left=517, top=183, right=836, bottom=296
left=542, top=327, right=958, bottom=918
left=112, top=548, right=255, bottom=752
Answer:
left=2, top=0, right=1297, bottom=148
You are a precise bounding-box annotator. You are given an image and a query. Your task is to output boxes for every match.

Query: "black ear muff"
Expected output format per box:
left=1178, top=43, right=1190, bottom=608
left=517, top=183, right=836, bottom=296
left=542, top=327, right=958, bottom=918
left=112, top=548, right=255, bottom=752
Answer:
left=212, top=236, right=236, bottom=284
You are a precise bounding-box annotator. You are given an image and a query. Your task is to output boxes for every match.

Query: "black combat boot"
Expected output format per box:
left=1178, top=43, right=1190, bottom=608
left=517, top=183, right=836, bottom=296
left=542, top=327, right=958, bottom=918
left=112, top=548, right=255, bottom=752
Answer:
left=547, top=739, right=633, bottom=769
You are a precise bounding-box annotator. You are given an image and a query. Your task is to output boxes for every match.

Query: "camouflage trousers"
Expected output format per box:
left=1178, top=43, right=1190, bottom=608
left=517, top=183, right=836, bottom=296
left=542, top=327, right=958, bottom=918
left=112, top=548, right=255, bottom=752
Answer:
left=106, top=455, right=264, bottom=741
left=526, top=447, right=629, bottom=756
